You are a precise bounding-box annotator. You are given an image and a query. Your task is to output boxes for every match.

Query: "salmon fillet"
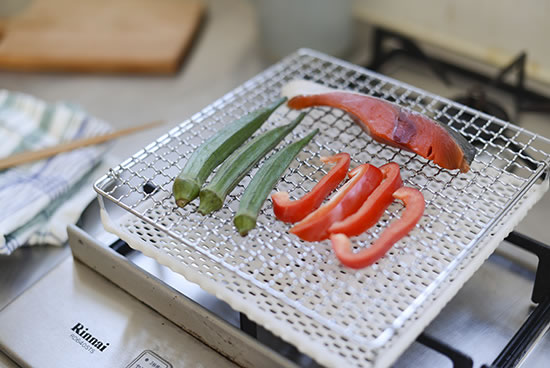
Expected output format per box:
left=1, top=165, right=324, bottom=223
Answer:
left=282, top=80, right=475, bottom=173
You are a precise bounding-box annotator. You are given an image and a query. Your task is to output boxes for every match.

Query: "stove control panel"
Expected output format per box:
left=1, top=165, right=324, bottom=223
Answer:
left=0, top=258, right=237, bottom=368
left=127, top=350, right=172, bottom=368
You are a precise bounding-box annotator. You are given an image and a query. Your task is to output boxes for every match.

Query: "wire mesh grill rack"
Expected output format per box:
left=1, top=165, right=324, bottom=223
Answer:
left=95, top=49, right=550, bottom=368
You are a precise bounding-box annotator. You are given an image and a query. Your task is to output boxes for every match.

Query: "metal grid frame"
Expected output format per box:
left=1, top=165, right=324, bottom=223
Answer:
left=95, top=49, right=550, bottom=367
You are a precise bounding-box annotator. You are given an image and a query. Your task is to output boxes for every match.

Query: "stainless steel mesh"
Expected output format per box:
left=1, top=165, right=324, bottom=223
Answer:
left=95, top=49, right=550, bottom=368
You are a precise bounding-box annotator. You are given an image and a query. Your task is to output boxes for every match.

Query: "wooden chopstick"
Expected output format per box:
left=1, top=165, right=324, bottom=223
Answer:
left=0, top=120, right=164, bottom=170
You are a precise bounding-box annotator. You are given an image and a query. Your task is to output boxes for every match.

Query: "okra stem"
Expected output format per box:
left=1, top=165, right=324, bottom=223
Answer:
left=234, top=129, right=319, bottom=236
left=173, top=97, right=287, bottom=208
left=198, top=113, right=306, bottom=215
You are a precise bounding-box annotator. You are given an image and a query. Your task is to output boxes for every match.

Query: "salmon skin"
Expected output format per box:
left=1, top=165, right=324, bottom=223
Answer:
left=282, top=80, right=475, bottom=173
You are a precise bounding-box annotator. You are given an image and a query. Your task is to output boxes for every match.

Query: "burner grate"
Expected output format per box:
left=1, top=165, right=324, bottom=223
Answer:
left=95, top=49, right=550, bottom=368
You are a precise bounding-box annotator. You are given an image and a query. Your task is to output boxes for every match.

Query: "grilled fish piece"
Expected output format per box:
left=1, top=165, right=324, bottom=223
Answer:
left=282, top=80, right=475, bottom=173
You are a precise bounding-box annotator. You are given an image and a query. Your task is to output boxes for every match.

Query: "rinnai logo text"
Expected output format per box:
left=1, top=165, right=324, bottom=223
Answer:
left=69, top=322, right=110, bottom=354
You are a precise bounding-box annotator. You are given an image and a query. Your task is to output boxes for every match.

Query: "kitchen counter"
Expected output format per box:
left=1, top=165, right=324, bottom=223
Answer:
left=0, top=0, right=279, bottom=310
left=0, top=0, right=369, bottom=310
left=0, top=0, right=271, bottom=161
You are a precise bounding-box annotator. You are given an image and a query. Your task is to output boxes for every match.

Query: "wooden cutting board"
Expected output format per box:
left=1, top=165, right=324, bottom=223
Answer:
left=0, top=0, right=205, bottom=74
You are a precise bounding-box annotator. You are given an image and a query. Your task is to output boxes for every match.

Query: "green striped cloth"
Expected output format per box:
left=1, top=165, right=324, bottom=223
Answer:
left=0, top=90, right=112, bottom=255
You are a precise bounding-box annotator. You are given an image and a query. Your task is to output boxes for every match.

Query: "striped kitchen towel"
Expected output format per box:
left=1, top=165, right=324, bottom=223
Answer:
left=0, top=90, right=112, bottom=255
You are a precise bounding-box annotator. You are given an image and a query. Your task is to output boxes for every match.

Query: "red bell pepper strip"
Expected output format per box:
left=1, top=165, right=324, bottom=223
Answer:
left=331, top=186, right=425, bottom=269
left=289, top=163, right=383, bottom=242
left=328, top=162, right=403, bottom=237
left=272, top=152, right=350, bottom=223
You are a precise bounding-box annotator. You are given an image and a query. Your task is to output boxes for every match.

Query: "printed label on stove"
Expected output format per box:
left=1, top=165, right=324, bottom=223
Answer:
left=69, top=322, right=110, bottom=354
left=126, top=350, right=172, bottom=368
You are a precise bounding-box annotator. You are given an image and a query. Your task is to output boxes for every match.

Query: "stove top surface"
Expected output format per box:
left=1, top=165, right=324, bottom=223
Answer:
left=2, top=43, right=550, bottom=367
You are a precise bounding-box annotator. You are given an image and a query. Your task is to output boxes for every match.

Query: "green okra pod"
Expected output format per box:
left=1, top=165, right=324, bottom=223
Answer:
left=234, top=128, right=319, bottom=236
left=173, top=97, right=287, bottom=208
left=198, top=112, right=306, bottom=215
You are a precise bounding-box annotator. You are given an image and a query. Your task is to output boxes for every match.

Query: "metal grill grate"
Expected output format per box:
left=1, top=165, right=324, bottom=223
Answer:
left=95, top=49, right=550, bottom=368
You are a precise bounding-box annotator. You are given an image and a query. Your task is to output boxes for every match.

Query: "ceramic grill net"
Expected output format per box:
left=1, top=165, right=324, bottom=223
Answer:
left=95, top=49, right=550, bottom=368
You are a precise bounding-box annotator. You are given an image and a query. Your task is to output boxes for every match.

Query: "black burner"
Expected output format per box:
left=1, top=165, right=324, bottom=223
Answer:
left=366, top=28, right=550, bottom=120
left=453, top=86, right=510, bottom=122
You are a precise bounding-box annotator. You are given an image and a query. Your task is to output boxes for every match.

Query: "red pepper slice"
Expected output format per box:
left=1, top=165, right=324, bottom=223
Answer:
left=290, top=163, right=383, bottom=242
left=328, top=162, right=403, bottom=237
left=331, top=186, right=425, bottom=269
left=272, top=153, right=350, bottom=223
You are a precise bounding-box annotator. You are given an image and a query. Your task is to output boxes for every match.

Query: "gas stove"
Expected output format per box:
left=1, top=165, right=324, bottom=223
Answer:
left=361, top=28, right=550, bottom=367
left=1, top=46, right=550, bottom=368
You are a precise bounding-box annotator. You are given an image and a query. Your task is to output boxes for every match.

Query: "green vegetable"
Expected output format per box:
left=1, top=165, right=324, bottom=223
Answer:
left=234, top=129, right=319, bottom=236
left=173, top=97, right=287, bottom=208
left=198, top=112, right=306, bottom=215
